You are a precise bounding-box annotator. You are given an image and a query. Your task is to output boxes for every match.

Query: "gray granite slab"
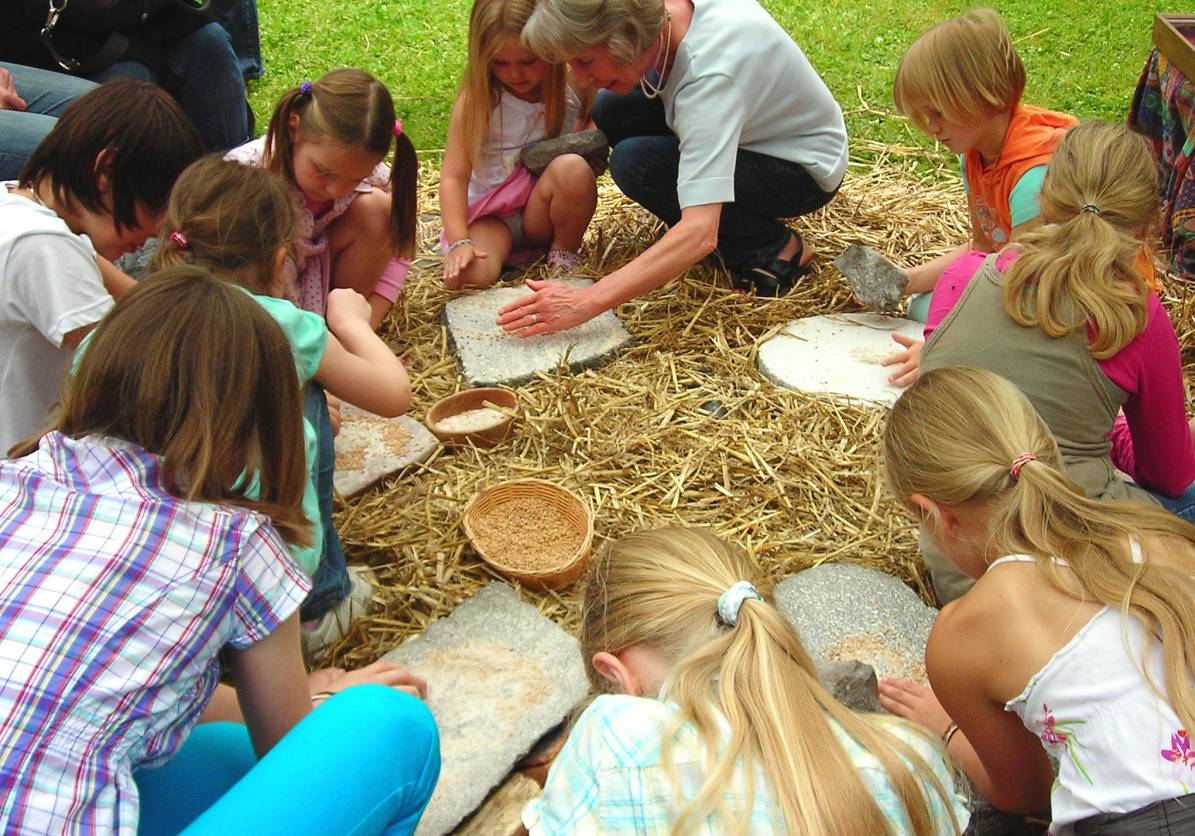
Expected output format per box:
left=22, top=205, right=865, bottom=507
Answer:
left=757, top=313, right=923, bottom=407
left=444, top=279, right=633, bottom=387
left=776, top=564, right=937, bottom=684
left=834, top=245, right=908, bottom=312
left=331, top=405, right=439, bottom=498
left=520, top=129, right=609, bottom=176
left=382, top=583, right=589, bottom=836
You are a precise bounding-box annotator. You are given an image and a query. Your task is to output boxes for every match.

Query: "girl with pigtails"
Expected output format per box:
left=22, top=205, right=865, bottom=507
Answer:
left=227, top=67, right=418, bottom=329
left=880, top=366, right=1195, bottom=835
left=523, top=526, right=968, bottom=834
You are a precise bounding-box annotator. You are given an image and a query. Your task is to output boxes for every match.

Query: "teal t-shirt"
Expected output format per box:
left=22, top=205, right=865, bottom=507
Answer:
left=245, top=291, right=328, bottom=576
left=960, top=161, right=1048, bottom=229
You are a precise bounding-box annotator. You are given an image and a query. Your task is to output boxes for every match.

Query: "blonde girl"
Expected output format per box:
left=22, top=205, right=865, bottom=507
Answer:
left=153, top=156, right=411, bottom=653
left=879, top=367, right=1195, bottom=835
left=440, top=0, right=598, bottom=290
left=226, top=68, right=418, bottom=329
left=0, top=270, right=437, bottom=835
left=523, top=527, right=968, bottom=834
left=912, top=121, right=1195, bottom=603
left=886, top=8, right=1075, bottom=329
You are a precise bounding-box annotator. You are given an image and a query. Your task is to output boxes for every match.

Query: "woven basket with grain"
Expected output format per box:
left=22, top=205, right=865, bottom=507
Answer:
left=462, top=479, right=594, bottom=589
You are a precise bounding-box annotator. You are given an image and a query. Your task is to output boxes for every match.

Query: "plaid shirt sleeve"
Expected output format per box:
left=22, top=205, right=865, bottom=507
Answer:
left=226, top=517, right=312, bottom=649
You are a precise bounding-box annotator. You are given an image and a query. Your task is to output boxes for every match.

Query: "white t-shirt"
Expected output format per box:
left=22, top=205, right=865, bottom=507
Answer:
left=662, top=0, right=849, bottom=206
left=0, top=186, right=112, bottom=452
left=468, top=89, right=581, bottom=205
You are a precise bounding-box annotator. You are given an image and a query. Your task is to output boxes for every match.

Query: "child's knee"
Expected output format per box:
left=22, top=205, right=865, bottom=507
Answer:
left=342, top=189, right=391, bottom=240
left=544, top=153, right=597, bottom=196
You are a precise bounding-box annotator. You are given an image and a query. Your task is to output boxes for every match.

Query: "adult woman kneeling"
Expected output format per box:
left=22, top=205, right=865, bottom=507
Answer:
left=499, top=0, right=847, bottom=336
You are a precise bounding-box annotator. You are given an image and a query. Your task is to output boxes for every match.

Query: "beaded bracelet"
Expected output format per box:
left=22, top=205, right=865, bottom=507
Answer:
left=446, top=238, right=473, bottom=253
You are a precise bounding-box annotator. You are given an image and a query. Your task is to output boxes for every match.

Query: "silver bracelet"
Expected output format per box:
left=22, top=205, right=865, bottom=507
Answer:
left=447, top=238, right=473, bottom=253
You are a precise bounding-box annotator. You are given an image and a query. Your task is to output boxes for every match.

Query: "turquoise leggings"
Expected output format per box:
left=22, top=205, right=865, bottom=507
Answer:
left=134, top=686, right=440, bottom=835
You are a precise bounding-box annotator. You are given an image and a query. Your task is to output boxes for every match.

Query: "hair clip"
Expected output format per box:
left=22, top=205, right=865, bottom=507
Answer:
left=1009, top=452, right=1036, bottom=480
left=1079, top=203, right=1101, bottom=216
left=169, top=231, right=189, bottom=250
left=299, top=80, right=313, bottom=96
left=393, top=119, right=404, bottom=138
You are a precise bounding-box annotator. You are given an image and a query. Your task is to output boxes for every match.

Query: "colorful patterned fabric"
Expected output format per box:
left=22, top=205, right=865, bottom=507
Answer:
left=0, top=432, right=310, bottom=835
left=1130, top=50, right=1195, bottom=278
left=522, top=694, right=969, bottom=834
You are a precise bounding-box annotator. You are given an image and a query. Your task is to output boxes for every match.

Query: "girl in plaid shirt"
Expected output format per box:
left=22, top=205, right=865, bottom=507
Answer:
left=0, top=271, right=439, bottom=835
left=525, top=527, right=968, bottom=835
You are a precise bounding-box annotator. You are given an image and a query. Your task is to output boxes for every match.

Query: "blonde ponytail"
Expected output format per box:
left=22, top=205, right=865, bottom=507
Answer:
left=1002, top=121, right=1158, bottom=358
left=884, top=368, right=1195, bottom=736
left=583, top=528, right=958, bottom=835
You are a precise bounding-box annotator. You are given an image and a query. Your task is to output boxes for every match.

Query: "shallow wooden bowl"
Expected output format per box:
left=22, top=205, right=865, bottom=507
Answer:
left=462, top=478, right=594, bottom=590
left=426, top=387, right=518, bottom=448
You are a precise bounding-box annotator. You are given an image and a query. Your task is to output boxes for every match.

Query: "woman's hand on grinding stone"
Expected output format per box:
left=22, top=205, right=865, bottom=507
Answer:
left=497, top=279, right=598, bottom=337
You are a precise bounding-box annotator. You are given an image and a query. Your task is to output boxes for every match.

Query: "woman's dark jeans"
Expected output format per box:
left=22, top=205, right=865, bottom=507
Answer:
left=592, top=87, right=837, bottom=269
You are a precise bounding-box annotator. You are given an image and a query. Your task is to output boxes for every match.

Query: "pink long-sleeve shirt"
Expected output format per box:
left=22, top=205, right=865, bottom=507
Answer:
left=925, top=250, right=1195, bottom=497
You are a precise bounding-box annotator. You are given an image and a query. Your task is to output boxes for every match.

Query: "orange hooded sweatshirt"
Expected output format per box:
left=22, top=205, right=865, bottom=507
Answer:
left=964, top=104, right=1077, bottom=253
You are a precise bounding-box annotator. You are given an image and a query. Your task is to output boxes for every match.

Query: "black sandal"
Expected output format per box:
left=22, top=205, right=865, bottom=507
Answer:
left=740, top=231, right=813, bottom=298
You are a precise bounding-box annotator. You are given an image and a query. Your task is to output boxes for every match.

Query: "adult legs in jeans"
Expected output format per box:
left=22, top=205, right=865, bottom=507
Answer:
left=134, top=686, right=441, bottom=836
left=0, top=63, right=98, bottom=179
left=593, top=87, right=836, bottom=271
left=300, top=383, right=352, bottom=622
left=91, top=22, right=248, bottom=152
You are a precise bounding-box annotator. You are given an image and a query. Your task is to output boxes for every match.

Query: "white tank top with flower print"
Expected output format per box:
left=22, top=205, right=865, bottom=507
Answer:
left=996, top=549, right=1190, bottom=834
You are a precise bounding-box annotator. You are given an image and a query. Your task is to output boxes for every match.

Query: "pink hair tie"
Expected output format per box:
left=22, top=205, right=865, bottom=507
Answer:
left=169, top=231, right=189, bottom=250
left=1010, top=452, right=1036, bottom=480
left=393, top=119, right=403, bottom=138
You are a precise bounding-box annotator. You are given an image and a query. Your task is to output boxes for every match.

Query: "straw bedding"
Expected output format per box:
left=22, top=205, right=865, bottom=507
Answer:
left=323, top=150, right=1195, bottom=668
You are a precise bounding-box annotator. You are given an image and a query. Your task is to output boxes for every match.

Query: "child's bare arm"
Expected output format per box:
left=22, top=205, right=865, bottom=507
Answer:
left=95, top=256, right=136, bottom=298
left=440, top=96, right=489, bottom=289
left=904, top=241, right=972, bottom=295
left=316, top=288, right=411, bottom=417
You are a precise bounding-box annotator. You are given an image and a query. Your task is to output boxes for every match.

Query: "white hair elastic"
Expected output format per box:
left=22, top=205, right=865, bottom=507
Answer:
left=717, top=581, right=762, bottom=627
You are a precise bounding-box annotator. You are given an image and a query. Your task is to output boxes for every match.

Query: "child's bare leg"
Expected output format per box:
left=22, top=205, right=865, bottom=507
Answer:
left=522, top=153, right=598, bottom=253
left=329, top=189, right=392, bottom=328
left=452, top=217, right=513, bottom=290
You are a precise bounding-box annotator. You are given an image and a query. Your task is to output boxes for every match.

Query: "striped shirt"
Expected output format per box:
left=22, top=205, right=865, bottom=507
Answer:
left=0, top=432, right=310, bottom=834
left=523, top=694, right=970, bottom=834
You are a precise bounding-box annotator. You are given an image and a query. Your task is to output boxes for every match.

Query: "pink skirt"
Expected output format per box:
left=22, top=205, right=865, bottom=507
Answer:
left=440, top=166, right=542, bottom=265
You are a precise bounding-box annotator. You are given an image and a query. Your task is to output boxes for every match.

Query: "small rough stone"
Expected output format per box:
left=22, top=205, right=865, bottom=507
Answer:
left=834, top=245, right=909, bottom=312
left=756, top=313, right=923, bottom=407
left=331, top=405, right=439, bottom=498
left=115, top=237, right=160, bottom=280
left=520, top=129, right=609, bottom=176
left=381, top=583, right=589, bottom=836
left=444, top=279, right=633, bottom=387
left=816, top=659, right=882, bottom=713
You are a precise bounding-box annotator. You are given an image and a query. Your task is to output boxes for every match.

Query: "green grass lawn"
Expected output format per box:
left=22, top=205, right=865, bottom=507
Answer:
left=252, top=0, right=1170, bottom=164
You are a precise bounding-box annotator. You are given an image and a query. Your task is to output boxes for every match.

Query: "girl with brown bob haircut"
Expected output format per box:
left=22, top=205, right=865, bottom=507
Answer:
left=226, top=68, right=418, bottom=328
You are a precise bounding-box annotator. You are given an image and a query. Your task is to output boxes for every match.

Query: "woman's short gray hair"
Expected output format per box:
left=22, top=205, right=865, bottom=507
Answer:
left=523, top=0, right=665, bottom=65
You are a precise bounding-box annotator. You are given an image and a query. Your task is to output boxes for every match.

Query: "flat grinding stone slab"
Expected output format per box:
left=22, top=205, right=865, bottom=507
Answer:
left=332, top=405, right=438, bottom=498
left=444, top=279, right=633, bottom=387
left=757, top=313, right=922, bottom=407
left=381, top=583, right=589, bottom=836
left=834, top=245, right=908, bottom=312
left=775, top=564, right=937, bottom=684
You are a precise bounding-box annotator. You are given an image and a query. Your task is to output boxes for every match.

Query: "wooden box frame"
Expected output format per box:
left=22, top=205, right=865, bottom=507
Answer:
left=1155, top=14, right=1195, bottom=81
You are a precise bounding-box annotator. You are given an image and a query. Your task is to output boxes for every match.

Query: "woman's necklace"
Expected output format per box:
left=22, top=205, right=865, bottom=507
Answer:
left=639, top=11, right=673, bottom=100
